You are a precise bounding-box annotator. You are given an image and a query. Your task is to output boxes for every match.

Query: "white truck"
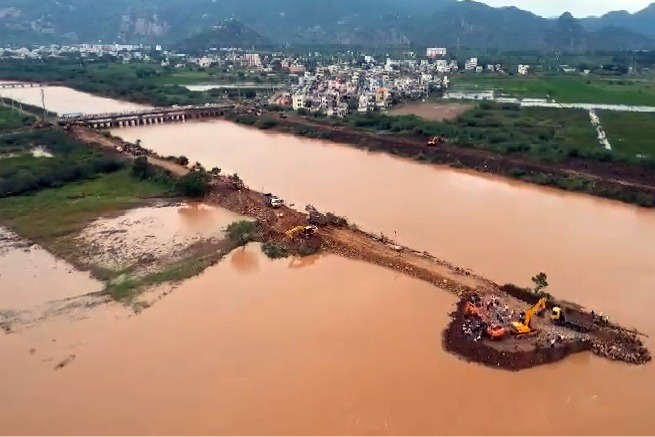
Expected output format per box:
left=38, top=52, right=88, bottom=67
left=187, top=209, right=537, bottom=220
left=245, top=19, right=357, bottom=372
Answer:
left=264, top=193, right=284, bottom=208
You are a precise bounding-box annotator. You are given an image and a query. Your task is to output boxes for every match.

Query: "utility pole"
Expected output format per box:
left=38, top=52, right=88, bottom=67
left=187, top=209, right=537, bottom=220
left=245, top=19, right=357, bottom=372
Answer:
left=41, top=87, right=47, bottom=121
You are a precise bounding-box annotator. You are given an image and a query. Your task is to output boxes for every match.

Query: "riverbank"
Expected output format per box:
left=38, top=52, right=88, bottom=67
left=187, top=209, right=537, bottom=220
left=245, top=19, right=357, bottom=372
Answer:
left=0, top=116, right=253, bottom=325
left=232, top=111, right=655, bottom=208
left=75, top=126, right=652, bottom=370
left=4, top=72, right=655, bottom=207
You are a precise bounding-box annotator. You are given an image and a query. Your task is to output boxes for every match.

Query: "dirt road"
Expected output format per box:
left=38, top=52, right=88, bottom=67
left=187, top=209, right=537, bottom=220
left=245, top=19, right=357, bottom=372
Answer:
left=70, top=126, right=189, bottom=177
left=70, top=127, right=651, bottom=369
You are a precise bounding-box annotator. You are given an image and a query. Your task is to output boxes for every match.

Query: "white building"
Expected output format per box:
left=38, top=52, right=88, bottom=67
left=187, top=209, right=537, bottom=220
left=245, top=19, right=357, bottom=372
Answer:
left=426, top=47, right=447, bottom=58
left=292, top=94, right=306, bottom=110
left=464, top=58, right=478, bottom=71
left=518, top=64, right=530, bottom=75
left=242, top=53, right=262, bottom=68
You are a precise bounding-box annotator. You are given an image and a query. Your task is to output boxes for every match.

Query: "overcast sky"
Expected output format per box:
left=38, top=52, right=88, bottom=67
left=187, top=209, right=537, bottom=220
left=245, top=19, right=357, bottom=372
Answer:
left=476, top=0, right=654, bottom=17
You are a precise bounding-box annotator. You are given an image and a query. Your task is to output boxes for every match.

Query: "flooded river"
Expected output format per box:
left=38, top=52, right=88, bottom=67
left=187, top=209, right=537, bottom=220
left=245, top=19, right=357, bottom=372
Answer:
left=2, top=85, right=655, bottom=434
left=2, top=246, right=648, bottom=435
left=0, top=81, right=148, bottom=115
left=116, top=120, right=655, bottom=325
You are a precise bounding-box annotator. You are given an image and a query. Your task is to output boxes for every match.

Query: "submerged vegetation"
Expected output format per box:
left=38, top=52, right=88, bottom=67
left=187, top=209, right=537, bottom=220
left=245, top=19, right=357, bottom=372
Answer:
left=225, top=220, right=258, bottom=245
left=261, top=242, right=290, bottom=259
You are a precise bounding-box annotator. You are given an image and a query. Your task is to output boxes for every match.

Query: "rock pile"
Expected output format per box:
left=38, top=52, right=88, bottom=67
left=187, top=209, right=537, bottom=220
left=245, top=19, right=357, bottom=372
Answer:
left=592, top=336, right=651, bottom=364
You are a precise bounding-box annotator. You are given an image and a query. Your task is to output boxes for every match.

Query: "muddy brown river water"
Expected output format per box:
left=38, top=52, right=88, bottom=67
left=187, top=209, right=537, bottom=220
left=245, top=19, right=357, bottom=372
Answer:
left=2, top=87, right=655, bottom=434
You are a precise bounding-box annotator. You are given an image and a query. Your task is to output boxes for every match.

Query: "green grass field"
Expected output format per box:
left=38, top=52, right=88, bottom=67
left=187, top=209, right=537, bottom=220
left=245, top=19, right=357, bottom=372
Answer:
left=451, top=75, right=655, bottom=106
left=0, top=170, right=167, bottom=242
left=0, top=106, right=34, bottom=131
left=599, top=112, right=655, bottom=156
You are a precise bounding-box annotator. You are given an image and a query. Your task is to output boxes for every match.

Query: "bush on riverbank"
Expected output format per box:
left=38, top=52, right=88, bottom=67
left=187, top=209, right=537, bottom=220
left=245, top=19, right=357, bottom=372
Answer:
left=340, top=103, right=655, bottom=170
left=503, top=166, right=655, bottom=207
left=261, top=242, right=290, bottom=259
left=175, top=170, right=210, bottom=197
left=0, top=129, right=126, bottom=198
left=226, top=220, right=258, bottom=245
left=255, top=117, right=278, bottom=129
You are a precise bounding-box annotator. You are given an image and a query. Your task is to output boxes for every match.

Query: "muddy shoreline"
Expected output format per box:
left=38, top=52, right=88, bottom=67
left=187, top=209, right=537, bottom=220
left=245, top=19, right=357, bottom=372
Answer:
left=65, top=126, right=652, bottom=370
left=252, top=113, right=655, bottom=208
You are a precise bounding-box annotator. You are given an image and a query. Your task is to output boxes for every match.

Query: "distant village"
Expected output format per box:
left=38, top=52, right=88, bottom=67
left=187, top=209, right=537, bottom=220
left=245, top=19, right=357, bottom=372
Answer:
left=0, top=43, right=542, bottom=116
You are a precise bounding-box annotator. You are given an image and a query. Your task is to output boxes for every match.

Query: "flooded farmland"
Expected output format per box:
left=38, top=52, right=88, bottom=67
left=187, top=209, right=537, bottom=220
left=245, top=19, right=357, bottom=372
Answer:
left=77, top=202, right=248, bottom=272
left=0, top=227, right=102, bottom=310
left=2, top=85, right=655, bottom=434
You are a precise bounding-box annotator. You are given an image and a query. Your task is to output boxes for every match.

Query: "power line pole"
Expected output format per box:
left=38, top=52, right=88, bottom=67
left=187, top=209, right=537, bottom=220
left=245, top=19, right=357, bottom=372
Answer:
left=41, top=87, right=47, bottom=121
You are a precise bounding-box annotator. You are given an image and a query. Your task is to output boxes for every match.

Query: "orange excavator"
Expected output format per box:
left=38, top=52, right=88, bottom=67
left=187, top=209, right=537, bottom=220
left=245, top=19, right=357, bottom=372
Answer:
left=464, top=301, right=508, bottom=340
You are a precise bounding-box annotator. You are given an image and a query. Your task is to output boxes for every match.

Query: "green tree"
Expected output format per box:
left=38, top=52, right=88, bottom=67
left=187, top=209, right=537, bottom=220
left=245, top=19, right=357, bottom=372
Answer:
left=226, top=220, right=257, bottom=246
left=176, top=171, right=210, bottom=197
left=531, top=272, right=549, bottom=295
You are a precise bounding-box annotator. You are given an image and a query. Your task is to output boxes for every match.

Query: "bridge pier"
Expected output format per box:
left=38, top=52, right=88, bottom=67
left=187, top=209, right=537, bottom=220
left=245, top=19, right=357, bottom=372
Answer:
left=56, top=104, right=231, bottom=129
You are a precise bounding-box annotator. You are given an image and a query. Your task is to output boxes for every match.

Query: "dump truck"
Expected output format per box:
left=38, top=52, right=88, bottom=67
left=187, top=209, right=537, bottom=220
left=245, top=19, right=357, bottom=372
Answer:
left=306, top=205, right=328, bottom=226
left=264, top=193, right=284, bottom=208
left=551, top=306, right=595, bottom=332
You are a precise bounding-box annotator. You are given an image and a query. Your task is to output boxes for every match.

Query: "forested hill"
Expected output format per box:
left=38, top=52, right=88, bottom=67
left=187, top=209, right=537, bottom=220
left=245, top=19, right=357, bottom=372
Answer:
left=0, top=0, right=654, bottom=50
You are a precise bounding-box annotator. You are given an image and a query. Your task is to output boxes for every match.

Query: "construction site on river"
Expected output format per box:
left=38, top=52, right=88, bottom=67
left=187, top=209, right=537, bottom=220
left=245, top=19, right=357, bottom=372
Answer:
left=69, top=125, right=651, bottom=371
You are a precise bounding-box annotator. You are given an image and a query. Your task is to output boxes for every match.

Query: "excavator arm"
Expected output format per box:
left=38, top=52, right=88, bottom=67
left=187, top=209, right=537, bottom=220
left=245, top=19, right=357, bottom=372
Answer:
left=523, top=297, right=547, bottom=328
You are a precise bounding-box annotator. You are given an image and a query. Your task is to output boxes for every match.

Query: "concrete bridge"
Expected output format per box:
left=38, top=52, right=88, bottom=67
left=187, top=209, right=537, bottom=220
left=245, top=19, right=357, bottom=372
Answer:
left=56, top=104, right=234, bottom=129
left=0, top=82, right=54, bottom=89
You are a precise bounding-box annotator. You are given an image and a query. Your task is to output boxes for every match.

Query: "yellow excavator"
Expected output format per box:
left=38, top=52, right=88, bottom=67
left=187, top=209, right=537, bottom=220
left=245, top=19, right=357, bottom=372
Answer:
left=285, top=225, right=318, bottom=240
left=511, top=297, right=547, bottom=335
left=427, top=136, right=444, bottom=146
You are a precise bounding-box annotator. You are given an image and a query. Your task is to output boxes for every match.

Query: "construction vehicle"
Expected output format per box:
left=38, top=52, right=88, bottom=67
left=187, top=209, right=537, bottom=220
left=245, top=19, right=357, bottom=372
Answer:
left=285, top=225, right=318, bottom=240
left=427, top=136, right=444, bottom=146
left=551, top=306, right=595, bottom=332
left=464, top=301, right=508, bottom=340
left=306, top=205, right=329, bottom=226
left=264, top=193, right=284, bottom=208
left=511, top=297, right=547, bottom=335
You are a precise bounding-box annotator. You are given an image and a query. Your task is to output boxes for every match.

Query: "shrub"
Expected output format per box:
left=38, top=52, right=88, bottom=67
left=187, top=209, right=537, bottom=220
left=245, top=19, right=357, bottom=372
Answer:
left=225, top=220, right=257, bottom=245
left=261, top=243, right=290, bottom=259
left=635, top=193, right=654, bottom=207
left=255, top=118, right=277, bottom=129
left=175, top=171, right=210, bottom=197
left=508, top=167, right=526, bottom=178
left=131, top=156, right=149, bottom=179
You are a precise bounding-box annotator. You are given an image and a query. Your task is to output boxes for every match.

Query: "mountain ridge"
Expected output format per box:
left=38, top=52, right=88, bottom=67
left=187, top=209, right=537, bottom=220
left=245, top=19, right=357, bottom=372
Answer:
left=0, top=0, right=653, bottom=50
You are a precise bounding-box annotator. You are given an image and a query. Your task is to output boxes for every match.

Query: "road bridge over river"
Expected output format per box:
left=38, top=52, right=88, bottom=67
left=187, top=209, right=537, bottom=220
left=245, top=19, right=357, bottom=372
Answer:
left=56, top=104, right=234, bottom=128
left=0, top=82, right=59, bottom=89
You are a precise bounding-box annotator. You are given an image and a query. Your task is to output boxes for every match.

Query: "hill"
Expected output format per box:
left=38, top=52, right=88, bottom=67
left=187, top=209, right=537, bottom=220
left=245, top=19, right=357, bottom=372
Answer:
left=581, top=4, right=655, bottom=38
left=0, top=0, right=653, bottom=50
left=176, top=20, right=273, bottom=52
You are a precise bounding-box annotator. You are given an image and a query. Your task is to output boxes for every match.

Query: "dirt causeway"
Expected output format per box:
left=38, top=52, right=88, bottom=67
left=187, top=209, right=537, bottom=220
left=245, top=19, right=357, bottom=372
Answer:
left=69, top=126, right=652, bottom=370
